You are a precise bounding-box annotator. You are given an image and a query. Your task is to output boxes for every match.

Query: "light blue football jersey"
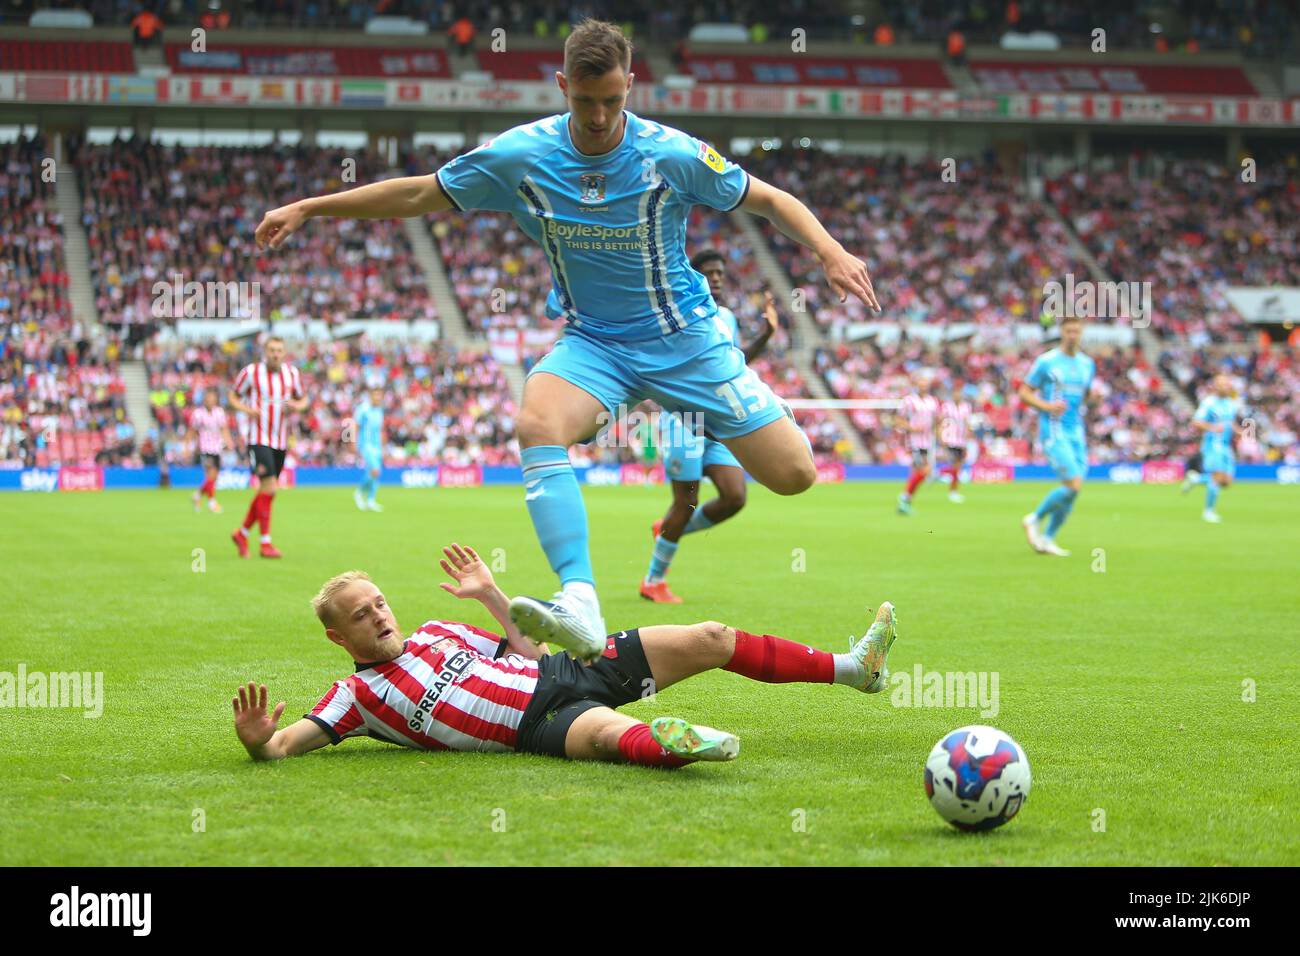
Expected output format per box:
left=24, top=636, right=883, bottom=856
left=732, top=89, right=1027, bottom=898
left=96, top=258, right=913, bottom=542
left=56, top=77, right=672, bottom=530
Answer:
left=436, top=111, right=750, bottom=342
left=356, top=403, right=383, bottom=452
left=712, top=305, right=740, bottom=348
left=1195, top=395, right=1238, bottom=454
left=1024, top=347, right=1095, bottom=437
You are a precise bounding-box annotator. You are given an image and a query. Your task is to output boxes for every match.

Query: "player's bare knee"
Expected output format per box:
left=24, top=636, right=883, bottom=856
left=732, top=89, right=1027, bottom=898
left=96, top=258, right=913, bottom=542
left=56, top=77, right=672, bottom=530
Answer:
left=596, top=722, right=625, bottom=756
left=693, top=620, right=734, bottom=662
left=760, top=461, right=814, bottom=496
left=715, top=491, right=745, bottom=519
left=516, top=408, right=555, bottom=447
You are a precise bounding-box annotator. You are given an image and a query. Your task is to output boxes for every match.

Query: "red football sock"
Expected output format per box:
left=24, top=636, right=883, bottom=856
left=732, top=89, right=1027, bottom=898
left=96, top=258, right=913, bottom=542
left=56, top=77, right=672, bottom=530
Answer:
left=257, top=492, right=274, bottom=536
left=723, top=630, right=835, bottom=684
left=948, top=469, right=961, bottom=491
left=617, top=723, right=690, bottom=768
left=241, top=494, right=260, bottom=531
left=202, top=478, right=215, bottom=498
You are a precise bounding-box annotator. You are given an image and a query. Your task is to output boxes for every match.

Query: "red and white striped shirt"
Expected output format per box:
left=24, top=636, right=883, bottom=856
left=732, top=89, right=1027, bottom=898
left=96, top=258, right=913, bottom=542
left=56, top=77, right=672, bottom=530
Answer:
left=191, top=405, right=228, bottom=456
left=307, top=621, right=540, bottom=753
left=232, top=362, right=304, bottom=450
left=938, top=398, right=972, bottom=448
left=899, top=393, right=940, bottom=450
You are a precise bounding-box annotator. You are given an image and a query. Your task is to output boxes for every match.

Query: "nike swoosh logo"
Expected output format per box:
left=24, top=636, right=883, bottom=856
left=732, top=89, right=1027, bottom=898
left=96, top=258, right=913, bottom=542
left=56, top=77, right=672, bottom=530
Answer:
left=525, top=489, right=544, bottom=501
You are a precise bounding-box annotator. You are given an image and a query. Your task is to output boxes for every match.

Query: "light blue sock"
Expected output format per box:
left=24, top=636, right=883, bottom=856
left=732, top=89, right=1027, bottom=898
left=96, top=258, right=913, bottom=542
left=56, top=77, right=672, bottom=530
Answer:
left=1206, top=482, right=1220, bottom=511
left=681, top=506, right=715, bottom=536
left=521, top=445, right=594, bottom=586
left=1044, top=488, right=1077, bottom=540
left=646, top=535, right=679, bottom=582
left=1034, top=486, right=1071, bottom=521
left=367, top=476, right=379, bottom=503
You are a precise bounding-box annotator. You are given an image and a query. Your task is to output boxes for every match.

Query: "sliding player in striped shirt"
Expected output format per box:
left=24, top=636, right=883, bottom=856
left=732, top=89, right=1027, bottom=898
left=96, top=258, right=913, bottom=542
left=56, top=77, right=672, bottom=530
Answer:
left=190, top=388, right=235, bottom=514
left=231, top=543, right=899, bottom=767
left=228, top=336, right=308, bottom=559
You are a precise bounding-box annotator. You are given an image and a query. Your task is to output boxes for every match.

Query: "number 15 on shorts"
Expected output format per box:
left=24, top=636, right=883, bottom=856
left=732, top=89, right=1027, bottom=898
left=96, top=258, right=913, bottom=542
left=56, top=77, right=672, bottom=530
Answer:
left=715, top=369, right=770, bottom=421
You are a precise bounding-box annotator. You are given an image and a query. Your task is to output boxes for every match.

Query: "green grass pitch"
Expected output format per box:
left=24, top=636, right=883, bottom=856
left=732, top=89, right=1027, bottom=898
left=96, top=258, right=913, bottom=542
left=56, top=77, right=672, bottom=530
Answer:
left=2, top=480, right=1297, bottom=866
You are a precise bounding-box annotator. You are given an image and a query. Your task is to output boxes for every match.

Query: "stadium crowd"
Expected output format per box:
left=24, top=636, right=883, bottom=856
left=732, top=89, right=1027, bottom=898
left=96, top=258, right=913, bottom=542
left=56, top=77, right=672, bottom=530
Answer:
left=0, top=135, right=140, bottom=468
left=1048, top=159, right=1300, bottom=344
left=749, top=150, right=1081, bottom=339
left=74, top=139, right=436, bottom=330
left=46, top=0, right=1294, bottom=55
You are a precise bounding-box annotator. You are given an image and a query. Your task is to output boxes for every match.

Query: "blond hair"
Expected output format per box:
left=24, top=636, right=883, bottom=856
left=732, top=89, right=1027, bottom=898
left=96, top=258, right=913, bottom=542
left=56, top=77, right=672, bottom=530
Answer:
left=564, top=19, right=632, bottom=81
left=312, top=570, right=371, bottom=627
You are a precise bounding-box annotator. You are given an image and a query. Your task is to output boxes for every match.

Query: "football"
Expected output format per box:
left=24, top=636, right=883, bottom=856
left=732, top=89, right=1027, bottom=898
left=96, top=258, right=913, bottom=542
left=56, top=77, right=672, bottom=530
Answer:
left=925, top=726, right=1032, bottom=832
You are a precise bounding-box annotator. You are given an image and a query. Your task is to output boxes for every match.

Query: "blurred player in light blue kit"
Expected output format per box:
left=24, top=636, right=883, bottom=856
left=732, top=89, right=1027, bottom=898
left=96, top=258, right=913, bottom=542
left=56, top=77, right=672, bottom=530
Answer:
left=1018, top=316, right=1096, bottom=557
left=254, top=20, right=879, bottom=661
left=353, top=387, right=385, bottom=513
left=1183, top=373, right=1239, bottom=523
left=641, top=248, right=781, bottom=603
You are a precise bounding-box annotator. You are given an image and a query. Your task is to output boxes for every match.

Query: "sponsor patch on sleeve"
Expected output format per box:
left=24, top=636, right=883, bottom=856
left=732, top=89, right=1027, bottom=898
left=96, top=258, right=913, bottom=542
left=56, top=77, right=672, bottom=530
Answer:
left=696, top=141, right=727, bottom=174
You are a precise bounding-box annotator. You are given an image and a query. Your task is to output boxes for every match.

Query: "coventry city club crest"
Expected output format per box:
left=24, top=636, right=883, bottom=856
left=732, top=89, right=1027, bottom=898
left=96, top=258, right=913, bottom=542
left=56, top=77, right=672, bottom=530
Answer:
left=578, top=172, right=606, bottom=203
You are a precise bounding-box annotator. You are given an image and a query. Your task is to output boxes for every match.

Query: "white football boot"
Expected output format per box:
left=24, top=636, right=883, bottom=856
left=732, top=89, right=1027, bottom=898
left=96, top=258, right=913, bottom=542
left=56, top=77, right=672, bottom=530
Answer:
left=1021, top=513, right=1045, bottom=553
left=509, top=591, right=606, bottom=662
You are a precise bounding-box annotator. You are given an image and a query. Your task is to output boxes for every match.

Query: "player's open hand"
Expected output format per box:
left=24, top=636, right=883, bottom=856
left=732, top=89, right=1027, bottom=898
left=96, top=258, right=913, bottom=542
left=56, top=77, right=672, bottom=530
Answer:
left=820, top=244, right=880, bottom=311
left=762, top=290, right=780, bottom=334
left=255, top=201, right=308, bottom=251
left=439, top=543, right=494, bottom=601
left=232, top=681, right=285, bottom=749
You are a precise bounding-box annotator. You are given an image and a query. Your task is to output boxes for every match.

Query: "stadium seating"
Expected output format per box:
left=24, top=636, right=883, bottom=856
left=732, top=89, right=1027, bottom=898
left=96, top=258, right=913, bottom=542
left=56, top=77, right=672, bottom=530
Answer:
left=1048, top=161, right=1300, bottom=343
left=748, top=149, right=1081, bottom=337
left=75, top=140, right=437, bottom=328
left=0, top=39, right=134, bottom=74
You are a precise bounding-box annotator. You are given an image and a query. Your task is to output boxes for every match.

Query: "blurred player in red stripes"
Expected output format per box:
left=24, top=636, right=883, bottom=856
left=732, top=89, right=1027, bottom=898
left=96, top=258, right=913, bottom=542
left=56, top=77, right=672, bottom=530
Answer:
left=896, top=372, right=939, bottom=515
left=230, top=543, right=899, bottom=767
left=227, top=337, right=307, bottom=559
left=190, top=388, right=235, bottom=514
left=936, top=384, right=973, bottom=504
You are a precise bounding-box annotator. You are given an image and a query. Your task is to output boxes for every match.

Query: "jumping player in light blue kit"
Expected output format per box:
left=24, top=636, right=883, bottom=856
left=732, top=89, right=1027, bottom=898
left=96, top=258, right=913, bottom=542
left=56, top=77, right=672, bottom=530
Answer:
left=353, top=387, right=385, bottom=513
left=254, top=20, right=881, bottom=662
left=1018, top=316, right=1096, bottom=557
left=1183, top=373, right=1239, bottom=523
left=640, top=248, right=780, bottom=604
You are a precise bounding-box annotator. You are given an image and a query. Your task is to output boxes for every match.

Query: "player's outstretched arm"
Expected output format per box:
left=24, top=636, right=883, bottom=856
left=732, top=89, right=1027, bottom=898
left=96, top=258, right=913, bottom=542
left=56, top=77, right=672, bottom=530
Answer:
left=255, top=174, right=454, bottom=250
left=739, top=175, right=880, bottom=311
left=232, top=681, right=330, bottom=761
left=438, top=543, right=548, bottom=660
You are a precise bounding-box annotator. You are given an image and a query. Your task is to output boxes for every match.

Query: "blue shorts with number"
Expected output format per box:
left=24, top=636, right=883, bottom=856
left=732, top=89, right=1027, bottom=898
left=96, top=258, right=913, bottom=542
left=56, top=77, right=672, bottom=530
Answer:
left=1043, top=429, right=1088, bottom=481
left=660, top=411, right=742, bottom=483
left=529, top=319, right=787, bottom=441
left=361, top=447, right=382, bottom=473
left=1201, top=446, right=1235, bottom=477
